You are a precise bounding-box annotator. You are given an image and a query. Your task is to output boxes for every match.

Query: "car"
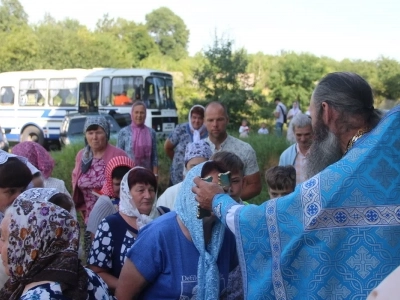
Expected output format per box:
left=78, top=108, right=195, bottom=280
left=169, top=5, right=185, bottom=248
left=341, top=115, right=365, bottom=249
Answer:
left=0, top=125, right=10, bottom=152
left=59, top=112, right=124, bottom=147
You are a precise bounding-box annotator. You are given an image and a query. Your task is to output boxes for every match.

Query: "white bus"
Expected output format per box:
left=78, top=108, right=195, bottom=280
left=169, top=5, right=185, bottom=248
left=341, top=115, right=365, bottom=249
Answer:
left=0, top=68, right=178, bottom=148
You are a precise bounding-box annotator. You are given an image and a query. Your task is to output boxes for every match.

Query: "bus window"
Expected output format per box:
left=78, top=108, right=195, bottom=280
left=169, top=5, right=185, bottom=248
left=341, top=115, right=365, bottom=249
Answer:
left=79, top=82, right=99, bottom=113
left=144, top=77, right=175, bottom=109
left=164, top=78, right=176, bottom=109
left=111, top=76, right=143, bottom=106
left=0, top=87, right=15, bottom=105
left=19, top=79, right=47, bottom=106
left=143, top=77, right=157, bottom=109
left=48, top=78, right=77, bottom=107
left=101, top=77, right=111, bottom=106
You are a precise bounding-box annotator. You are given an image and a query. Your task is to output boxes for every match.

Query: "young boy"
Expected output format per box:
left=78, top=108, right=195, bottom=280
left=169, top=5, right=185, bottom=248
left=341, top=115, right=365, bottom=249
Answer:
left=211, top=151, right=246, bottom=203
left=265, top=165, right=296, bottom=199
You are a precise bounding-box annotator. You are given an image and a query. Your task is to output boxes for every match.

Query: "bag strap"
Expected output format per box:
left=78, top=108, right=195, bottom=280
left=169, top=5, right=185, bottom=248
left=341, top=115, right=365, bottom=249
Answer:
left=157, top=206, right=170, bottom=215
left=279, top=104, right=286, bottom=116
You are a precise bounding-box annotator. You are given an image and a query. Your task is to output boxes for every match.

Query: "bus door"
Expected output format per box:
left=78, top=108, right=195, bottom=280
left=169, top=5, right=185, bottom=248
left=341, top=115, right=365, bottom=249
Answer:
left=79, top=82, right=99, bottom=113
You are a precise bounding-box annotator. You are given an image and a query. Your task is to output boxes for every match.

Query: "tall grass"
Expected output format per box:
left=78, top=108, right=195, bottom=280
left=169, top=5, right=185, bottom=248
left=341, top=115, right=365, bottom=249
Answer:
left=50, top=132, right=289, bottom=205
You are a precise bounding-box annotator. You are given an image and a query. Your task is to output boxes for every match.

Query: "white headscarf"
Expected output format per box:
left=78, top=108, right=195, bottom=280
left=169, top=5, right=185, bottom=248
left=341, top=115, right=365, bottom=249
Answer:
left=118, top=167, right=161, bottom=229
left=188, top=105, right=206, bottom=142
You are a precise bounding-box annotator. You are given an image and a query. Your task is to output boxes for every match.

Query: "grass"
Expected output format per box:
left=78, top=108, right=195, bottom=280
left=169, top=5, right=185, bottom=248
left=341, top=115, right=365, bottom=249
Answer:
left=50, top=132, right=290, bottom=205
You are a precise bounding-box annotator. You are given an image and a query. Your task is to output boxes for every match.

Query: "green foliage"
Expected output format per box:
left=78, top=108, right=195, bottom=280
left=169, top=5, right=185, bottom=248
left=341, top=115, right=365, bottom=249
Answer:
left=145, top=7, right=189, bottom=60
left=376, top=57, right=400, bottom=100
left=0, top=0, right=28, bottom=31
left=266, top=52, right=328, bottom=110
left=95, top=15, right=159, bottom=65
left=0, top=0, right=400, bottom=115
left=193, top=36, right=258, bottom=126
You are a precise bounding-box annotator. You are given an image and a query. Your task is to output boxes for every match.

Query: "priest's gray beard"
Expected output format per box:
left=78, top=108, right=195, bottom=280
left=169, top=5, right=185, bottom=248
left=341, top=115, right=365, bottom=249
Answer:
left=305, top=119, right=343, bottom=179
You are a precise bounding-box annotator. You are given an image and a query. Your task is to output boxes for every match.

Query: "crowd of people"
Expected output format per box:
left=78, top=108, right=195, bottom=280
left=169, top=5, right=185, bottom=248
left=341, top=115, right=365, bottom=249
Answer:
left=0, top=71, right=398, bottom=299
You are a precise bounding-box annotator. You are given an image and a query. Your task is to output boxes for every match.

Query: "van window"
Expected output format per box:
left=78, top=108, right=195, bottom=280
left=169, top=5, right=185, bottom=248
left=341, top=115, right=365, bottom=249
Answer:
left=0, top=87, right=15, bottom=105
left=19, top=79, right=47, bottom=106
left=49, top=78, right=78, bottom=106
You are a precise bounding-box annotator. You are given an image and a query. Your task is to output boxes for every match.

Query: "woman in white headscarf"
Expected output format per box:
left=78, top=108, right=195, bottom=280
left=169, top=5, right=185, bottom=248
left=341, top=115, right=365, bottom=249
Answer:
left=87, top=167, right=169, bottom=294
left=164, top=105, right=208, bottom=185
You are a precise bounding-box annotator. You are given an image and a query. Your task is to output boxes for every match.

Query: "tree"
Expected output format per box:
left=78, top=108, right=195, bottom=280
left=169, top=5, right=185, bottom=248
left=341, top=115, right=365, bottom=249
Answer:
left=96, top=15, right=158, bottom=65
left=33, top=16, right=132, bottom=69
left=267, top=52, right=328, bottom=110
left=0, top=0, right=28, bottom=31
left=193, top=36, right=255, bottom=126
left=145, top=7, right=189, bottom=60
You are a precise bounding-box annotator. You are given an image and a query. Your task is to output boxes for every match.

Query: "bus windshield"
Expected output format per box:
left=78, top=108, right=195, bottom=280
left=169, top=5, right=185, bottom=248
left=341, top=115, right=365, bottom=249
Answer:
left=144, top=76, right=175, bottom=109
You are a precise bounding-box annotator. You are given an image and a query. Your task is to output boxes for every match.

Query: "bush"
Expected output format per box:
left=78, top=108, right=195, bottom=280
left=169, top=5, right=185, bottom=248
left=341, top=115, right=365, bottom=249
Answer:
left=50, top=132, right=289, bottom=205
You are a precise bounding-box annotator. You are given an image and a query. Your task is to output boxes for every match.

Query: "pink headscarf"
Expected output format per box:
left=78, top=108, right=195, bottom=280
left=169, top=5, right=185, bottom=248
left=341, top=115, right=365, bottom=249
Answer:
left=100, top=156, right=135, bottom=198
left=131, top=102, right=152, bottom=169
left=11, top=142, right=55, bottom=179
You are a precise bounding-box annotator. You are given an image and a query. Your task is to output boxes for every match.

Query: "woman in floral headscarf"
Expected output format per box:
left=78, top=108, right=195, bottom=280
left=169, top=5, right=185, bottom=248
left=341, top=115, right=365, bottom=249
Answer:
left=0, top=189, right=114, bottom=300
left=87, top=167, right=169, bottom=294
left=72, top=115, right=127, bottom=223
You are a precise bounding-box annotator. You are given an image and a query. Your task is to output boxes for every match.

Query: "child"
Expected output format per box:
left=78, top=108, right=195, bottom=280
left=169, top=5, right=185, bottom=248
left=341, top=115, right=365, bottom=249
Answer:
left=265, top=165, right=296, bottom=199
left=258, top=123, right=269, bottom=135
left=239, top=120, right=250, bottom=138
left=87, top=156, right=134, bottom=239
left=211, top=151, right=246, bottom=203
left=49, top=192, right=73, bottom=212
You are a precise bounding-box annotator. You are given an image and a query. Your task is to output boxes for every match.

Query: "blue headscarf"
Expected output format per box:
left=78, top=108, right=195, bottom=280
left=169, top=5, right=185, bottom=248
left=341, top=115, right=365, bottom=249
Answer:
left=175, top=162, right=225, bottom=300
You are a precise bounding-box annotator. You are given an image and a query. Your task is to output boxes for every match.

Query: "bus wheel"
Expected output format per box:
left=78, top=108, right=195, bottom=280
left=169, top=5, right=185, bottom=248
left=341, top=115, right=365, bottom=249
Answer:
left=21, top=126, right=44, bottom=145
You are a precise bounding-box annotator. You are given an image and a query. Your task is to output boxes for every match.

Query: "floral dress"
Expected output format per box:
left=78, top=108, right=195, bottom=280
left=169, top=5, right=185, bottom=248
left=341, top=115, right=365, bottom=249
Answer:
left=77, top=158, right=106, bottom=223
left=20, top=268, right=115, bottom=300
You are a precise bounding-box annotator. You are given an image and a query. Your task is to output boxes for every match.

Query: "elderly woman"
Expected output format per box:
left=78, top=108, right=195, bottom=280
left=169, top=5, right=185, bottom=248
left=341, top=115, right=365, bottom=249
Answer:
left=0, top=190, right=113, bottom=299
left=117, top=101, right=158, bottom=175
left=72, top=115, right=127, bottom=223
left=164, top=104, right=207, bottom=185
left=11, top=141, right=75, bottom=217
left=87, top=167, right=169, bottom=293
left=115, top=161, right=242, bottom=300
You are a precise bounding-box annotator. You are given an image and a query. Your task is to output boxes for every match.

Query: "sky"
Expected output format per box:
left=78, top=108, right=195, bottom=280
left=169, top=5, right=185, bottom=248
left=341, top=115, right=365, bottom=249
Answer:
left=20, top=0, right=400, bottom=61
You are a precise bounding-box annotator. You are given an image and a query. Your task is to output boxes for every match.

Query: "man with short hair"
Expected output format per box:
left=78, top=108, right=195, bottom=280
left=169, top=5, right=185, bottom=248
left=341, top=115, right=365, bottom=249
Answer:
left=279, top=113, right=313, bottom=184
left=192, top=72, right=399, bottom=299
left=204, top=101, right=261, bottom=200
left=273, top=97, right=287, bottom=136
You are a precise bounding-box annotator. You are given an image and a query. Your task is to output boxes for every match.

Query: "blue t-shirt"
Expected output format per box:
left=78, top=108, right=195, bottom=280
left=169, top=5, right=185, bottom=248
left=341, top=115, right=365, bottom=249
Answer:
left=127, top=211, right=238, bottom=299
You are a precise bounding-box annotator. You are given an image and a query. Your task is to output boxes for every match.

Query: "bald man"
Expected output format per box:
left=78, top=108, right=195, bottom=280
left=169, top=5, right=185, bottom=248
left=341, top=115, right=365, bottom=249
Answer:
left=204, top=101, right=261, bottom=200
